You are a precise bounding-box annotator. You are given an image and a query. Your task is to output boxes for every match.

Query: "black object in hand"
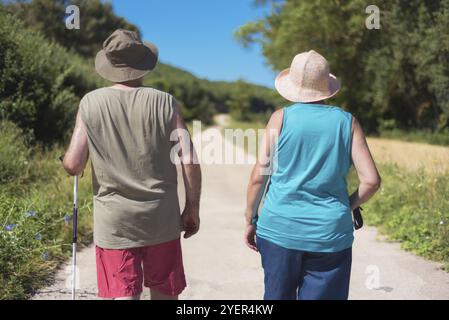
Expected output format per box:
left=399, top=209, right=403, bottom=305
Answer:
left=353, top=207, right=364, bottom=230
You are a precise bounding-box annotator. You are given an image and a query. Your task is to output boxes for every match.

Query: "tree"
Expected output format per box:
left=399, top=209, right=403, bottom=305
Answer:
left=226, top=80, right=253, bottom=122
left=0, top=11, right=105, bottom=145
left=6, top=0, right=139, bottom=57
left=235, top=0, right=449, bottom=133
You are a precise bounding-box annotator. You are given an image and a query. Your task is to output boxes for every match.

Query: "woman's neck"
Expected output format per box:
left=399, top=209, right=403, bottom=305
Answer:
left=307, top=100, right=325, bottom=104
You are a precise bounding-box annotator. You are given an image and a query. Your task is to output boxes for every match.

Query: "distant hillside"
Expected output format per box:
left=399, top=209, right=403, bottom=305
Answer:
left=147, top=62, right=283, bottom=124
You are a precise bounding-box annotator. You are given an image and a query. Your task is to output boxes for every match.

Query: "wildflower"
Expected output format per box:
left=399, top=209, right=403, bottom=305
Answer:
left=440, top=220, right=444, bottom=225
left=35, top=233, right=42, bottom=241
left=64, top=214, right=71, bottom=224
left=42, top=252, right=49, bottom=261
left=5, top=224, right=16, bottom=231
left=25, top=210, right=37, bottom=218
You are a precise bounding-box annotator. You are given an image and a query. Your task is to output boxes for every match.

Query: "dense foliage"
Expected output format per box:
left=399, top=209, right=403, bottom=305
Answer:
left=236, top=0, right=449, bottom=134
left=6, top=0, right=140, bottom=58
left=0, top=9, right=106, bottom=144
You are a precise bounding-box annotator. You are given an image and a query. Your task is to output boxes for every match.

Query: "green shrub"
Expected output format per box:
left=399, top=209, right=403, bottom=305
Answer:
left=0, top=11, right=104, bottom=145
left=0, top=121, right=30, bottom=184
left=348, top=164, right=449, bottom=270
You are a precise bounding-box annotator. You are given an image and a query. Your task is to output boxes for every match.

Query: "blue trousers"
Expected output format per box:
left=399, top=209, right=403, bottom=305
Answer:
left=257, top=236, right=352, bottom=300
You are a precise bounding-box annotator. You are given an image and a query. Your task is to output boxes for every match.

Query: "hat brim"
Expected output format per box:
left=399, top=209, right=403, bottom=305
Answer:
left=274, top=68, right=340, bottom=103
left=95, top=41, right=159, bottom=83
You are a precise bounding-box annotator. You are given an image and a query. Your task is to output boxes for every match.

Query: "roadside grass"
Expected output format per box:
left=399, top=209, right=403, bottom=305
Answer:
left=347, top=165, right=449, bottom=270
left=0, top=125, right=93, bottom=299
left=0, top=152, right=93, bottom=299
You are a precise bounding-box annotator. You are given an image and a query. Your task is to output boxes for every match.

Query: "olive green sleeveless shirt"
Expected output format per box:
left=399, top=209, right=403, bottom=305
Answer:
left=79, top=87, right=181, bottom=249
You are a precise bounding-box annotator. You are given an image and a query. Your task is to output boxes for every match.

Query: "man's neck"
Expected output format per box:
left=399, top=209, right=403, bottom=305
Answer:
left=111, top=84, right=140, bottom=90
left=112, top=78, right=143, bottom=89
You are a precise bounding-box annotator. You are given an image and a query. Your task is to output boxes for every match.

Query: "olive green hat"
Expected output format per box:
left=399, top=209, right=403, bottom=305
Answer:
left=95, top=29, right=158, bottom=82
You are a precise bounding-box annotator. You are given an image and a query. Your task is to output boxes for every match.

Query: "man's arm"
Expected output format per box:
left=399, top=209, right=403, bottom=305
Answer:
left=62, top=111, right=89, bottom=176
left=172, top=105, right=201, bottom=239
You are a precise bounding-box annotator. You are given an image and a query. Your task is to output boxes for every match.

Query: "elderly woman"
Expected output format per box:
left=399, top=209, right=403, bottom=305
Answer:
left=245, top=50, right=381, bottom=300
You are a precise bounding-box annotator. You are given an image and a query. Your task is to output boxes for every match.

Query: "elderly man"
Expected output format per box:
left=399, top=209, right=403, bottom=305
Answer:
left=63, top=29, right=201, bottom=300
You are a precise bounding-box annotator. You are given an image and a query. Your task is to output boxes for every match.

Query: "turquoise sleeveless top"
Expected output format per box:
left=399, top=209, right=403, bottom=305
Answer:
left=257, top=103, right=354, bottom=252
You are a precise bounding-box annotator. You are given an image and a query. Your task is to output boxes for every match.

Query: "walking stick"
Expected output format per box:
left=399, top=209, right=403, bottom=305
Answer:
left=59, top=155, right=79, bottom=300
left=71, top=175, right=78, bottom=300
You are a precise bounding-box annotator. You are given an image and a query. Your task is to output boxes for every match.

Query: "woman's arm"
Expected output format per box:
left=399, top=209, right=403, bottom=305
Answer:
left=63, top=111, right=89, bottom=176
left=349, top=117, right=381, bottom=210
left=244, top=109, right=283, bottom=251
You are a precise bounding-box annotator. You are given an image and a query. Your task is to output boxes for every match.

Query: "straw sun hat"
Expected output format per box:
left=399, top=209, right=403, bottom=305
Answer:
left=95, top=29, right=159, bottom=83
left=275, top=50, right=340, bottom=103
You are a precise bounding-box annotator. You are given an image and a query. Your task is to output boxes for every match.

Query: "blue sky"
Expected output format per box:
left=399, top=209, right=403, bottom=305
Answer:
left=111, top=0, right=276, bottom=88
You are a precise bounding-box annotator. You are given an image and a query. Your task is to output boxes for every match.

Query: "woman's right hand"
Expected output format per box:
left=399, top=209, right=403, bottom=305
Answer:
left=244, top=224, right=258, bottom=252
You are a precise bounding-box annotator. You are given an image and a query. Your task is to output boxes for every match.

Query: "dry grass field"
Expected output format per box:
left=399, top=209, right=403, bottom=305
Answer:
left=366, top=138, right=449, bottom=174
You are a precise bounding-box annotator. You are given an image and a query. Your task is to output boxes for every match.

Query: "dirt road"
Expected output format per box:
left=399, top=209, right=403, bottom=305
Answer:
left=33, top=126, right=449, bottom=300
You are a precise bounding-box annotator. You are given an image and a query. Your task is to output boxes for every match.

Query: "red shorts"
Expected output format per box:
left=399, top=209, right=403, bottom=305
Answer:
left=95, top=238, right=186, bottom=298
